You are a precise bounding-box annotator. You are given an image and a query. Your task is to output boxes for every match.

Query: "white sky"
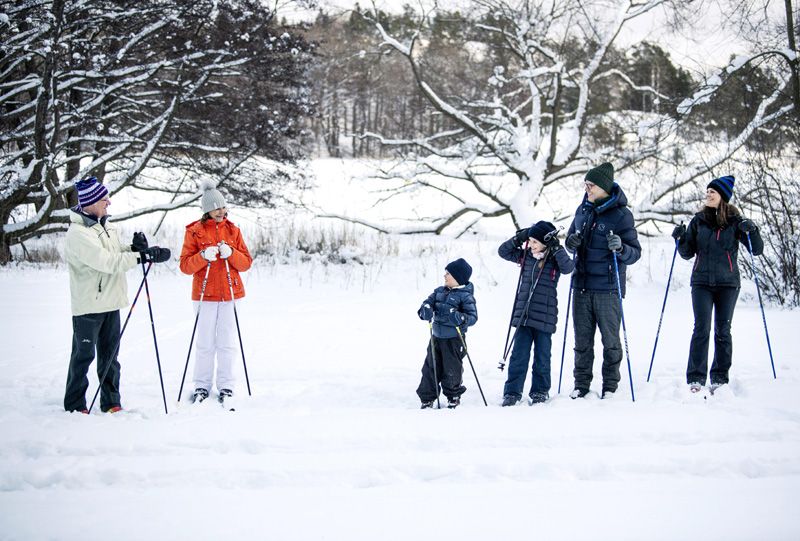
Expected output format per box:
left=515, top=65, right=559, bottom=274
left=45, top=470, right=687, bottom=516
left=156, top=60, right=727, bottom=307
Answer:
left=280, top=0, right=787, bottom=75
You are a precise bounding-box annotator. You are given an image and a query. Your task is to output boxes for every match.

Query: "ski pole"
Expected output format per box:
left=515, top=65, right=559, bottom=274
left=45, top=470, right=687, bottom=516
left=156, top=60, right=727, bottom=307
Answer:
left=456, top=326, right=488, bottom=406
left=557, top=254, right=576, bottom=394
left=647, top=229, right=680, bottom=382
left=499, top=241, right=528, bottom=371
left=501, top=262, right=547, bottom=373
left=224, top=258, right=251, bottom=395
left=88, top=262, right=152, bottom=414
left=610, top=231, right=635, bottom=402
left=428, top=322, right=441, bottom=409
left=177, top=261, right=212, bottom=402
left=140, top=259, right=168, bottom=414
left=746, top=231, right=776, bottom=379
left=558, top=226, right=581, bottom=394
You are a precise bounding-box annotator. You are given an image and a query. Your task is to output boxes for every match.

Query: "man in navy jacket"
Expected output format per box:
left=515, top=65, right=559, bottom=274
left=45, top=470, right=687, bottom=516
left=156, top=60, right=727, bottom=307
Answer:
left=565, top=162, right=641, bottom=399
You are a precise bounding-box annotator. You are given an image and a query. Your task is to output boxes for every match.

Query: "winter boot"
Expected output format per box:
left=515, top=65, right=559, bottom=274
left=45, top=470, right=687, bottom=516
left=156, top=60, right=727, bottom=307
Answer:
left=447, top=396, right=460, bottom=409
left=191, top=388, right=209, bottom=403
left=689, top=382, right=703, bottom=393
left=502, top=395, right=520, bottom=407
left=601, top=390, right=615, bottom=400
left=569, top=388, right=589, bottom=399
left=218, top=388, right=234, bottom=410
left=420, top=400, right=435, bottom=409
left=528, top=392, right=549, bottom=405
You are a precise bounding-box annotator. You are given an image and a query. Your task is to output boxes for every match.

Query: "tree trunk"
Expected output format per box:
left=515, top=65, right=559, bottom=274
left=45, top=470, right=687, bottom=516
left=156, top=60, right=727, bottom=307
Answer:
left=786, top=0, right=800, bottom=118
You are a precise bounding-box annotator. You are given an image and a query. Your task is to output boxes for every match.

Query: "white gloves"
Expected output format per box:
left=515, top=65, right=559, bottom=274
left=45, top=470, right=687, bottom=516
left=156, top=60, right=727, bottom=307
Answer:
left=201, top=246, right=219, bottom=261
left=218, top=242, right=233, bottom=259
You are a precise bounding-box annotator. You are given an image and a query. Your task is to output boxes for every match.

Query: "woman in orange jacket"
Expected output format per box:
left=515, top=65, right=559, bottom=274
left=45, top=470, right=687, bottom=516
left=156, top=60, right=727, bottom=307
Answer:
left=179, top=181, right=253, bottom=405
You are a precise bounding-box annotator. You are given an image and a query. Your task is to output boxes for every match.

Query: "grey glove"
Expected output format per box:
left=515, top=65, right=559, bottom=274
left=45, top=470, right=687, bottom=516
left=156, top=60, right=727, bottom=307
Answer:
left=565, top=233, right=582, bottom=251
left=607, top=233, right=622, bottom=253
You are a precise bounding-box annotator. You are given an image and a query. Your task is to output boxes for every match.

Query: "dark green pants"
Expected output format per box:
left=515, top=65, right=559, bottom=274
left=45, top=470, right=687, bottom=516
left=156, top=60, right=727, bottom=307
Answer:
left=64, top=310, right=121, bottom=412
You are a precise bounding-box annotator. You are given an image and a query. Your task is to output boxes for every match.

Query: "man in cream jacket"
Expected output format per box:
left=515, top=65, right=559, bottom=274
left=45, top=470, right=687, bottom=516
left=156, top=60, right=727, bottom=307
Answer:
left=64, top=177, right=170, bottom=413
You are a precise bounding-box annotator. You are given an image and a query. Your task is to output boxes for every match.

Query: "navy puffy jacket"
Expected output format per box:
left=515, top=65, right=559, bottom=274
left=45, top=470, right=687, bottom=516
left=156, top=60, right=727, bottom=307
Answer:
left=678, top=211, right=764, bottom=288
left=498, top=240, right=575, bottom=334
left=566, top=184, right=641, bottom=297
left=418, top=282, right=478, bottom=339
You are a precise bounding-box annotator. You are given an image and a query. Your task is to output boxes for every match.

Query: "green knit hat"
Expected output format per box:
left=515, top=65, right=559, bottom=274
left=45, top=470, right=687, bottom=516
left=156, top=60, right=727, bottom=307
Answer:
left=585, top=162, right=615, bottom=194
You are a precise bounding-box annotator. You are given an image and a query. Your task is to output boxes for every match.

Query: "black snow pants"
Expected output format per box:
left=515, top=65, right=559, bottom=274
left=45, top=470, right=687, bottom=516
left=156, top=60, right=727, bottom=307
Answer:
left=64, top=310, right=122, bottom=412
left=416, top=335, right=466, bottom=402
left=686, top=285, right=739, bottom=385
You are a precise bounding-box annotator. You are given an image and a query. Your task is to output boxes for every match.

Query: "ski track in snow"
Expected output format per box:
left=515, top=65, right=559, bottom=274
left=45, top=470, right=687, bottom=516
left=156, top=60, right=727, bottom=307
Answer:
left=1, top=236, right=799, bottom=541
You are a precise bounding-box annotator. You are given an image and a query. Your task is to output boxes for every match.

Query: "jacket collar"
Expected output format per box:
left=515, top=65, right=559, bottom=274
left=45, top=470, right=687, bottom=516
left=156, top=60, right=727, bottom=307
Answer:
left=446, top=282, right=474, bottom=293
left=580, top=184, right=627, bottom=214
left=187, top=216, right=234, bottom=233
left=70, top=207, right=108, bottom=227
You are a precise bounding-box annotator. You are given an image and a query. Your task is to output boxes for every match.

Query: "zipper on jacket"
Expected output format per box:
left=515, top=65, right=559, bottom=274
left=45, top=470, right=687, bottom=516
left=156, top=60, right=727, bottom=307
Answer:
left=726, top=252, right=733, bottom=272
left=716, top=229, right=721, bottom=241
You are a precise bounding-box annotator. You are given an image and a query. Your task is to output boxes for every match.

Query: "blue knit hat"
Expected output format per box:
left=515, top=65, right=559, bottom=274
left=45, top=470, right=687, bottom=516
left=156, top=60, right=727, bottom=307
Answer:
left=445, top=258, right=473, bottom=286
left=707, top=175, right=735, bottom=203
left=75, top=176, right=108, bottom=209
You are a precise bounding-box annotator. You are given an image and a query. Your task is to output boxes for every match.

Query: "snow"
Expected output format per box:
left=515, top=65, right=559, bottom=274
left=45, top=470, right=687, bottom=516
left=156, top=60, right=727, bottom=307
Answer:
left=1, top=161, right=799, bottom=540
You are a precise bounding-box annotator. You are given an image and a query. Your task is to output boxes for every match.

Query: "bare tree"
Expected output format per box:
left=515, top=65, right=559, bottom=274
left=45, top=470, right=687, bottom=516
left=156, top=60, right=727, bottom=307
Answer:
left=0, top=0, right=313, bottom=263
left=323, top=0, right=795, bottom=235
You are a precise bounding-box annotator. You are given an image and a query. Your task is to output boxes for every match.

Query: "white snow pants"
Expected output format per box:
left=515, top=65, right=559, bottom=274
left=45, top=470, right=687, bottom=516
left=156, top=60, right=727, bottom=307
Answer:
left=193, top=300, right=238, bottom=392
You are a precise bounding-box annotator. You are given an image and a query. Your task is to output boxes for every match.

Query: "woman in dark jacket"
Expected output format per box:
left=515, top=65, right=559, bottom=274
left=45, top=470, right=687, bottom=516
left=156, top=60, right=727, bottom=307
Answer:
left=498, top=221, right=575, bottom=406
left=673, top=175, right=764, bottom=393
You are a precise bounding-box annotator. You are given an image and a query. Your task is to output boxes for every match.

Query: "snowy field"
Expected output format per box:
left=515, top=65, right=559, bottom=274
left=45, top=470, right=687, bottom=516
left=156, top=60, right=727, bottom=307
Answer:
left=1, top=161, right=799, bottom=540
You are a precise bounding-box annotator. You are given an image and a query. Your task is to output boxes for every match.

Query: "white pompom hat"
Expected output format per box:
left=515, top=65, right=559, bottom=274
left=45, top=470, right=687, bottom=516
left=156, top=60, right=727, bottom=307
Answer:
left=200, top=179, right=226, bottom=213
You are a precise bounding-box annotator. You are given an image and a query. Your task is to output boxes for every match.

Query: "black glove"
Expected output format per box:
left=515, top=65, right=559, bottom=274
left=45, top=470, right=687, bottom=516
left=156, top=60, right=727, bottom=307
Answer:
left=418, top=303, right=433, bottom=321
left=738, top=219, right=758, bottom=233
left=449, top=309, right=466, bottom=326
left=545, top=233, right=561, bottom=251
left=565, top=233, right=582, bottom=251
left=671, top=224, right=686, bottom=240
left=607, top=233, right=622, bottom=253
left=512, top=228, right=529, bottom=248
left=140, top=246, right=171, bottom=264
left=131, top=232, right=148, bottom=252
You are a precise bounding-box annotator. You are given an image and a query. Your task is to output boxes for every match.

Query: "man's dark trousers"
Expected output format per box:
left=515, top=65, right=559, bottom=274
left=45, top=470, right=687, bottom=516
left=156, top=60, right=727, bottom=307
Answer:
left=64, top=310, right=122, bottom=412
left=572, top=290, right=622, bottom=393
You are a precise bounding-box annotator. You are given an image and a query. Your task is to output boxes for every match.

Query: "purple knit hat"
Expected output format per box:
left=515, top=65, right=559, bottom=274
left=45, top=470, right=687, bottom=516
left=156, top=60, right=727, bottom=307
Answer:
left=75, top=177, right=109, bottom=209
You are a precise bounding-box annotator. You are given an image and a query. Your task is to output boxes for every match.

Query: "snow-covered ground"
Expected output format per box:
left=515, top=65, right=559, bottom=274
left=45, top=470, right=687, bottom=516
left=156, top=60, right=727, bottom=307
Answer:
left=1, top=162, right=799, bottom=540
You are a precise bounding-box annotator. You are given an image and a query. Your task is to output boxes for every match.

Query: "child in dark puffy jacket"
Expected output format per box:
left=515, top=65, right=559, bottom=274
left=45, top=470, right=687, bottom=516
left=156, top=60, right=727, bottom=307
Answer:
left=415, top=258, right=478, bottom=409
left=498, top=221, right=574, bottom=406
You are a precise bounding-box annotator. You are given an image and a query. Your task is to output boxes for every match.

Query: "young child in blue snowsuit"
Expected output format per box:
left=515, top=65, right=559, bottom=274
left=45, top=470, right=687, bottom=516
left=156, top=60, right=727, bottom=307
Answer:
left=498, top=221, right=574, bottom=406
left=416, top=258, right=478, bottom=409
